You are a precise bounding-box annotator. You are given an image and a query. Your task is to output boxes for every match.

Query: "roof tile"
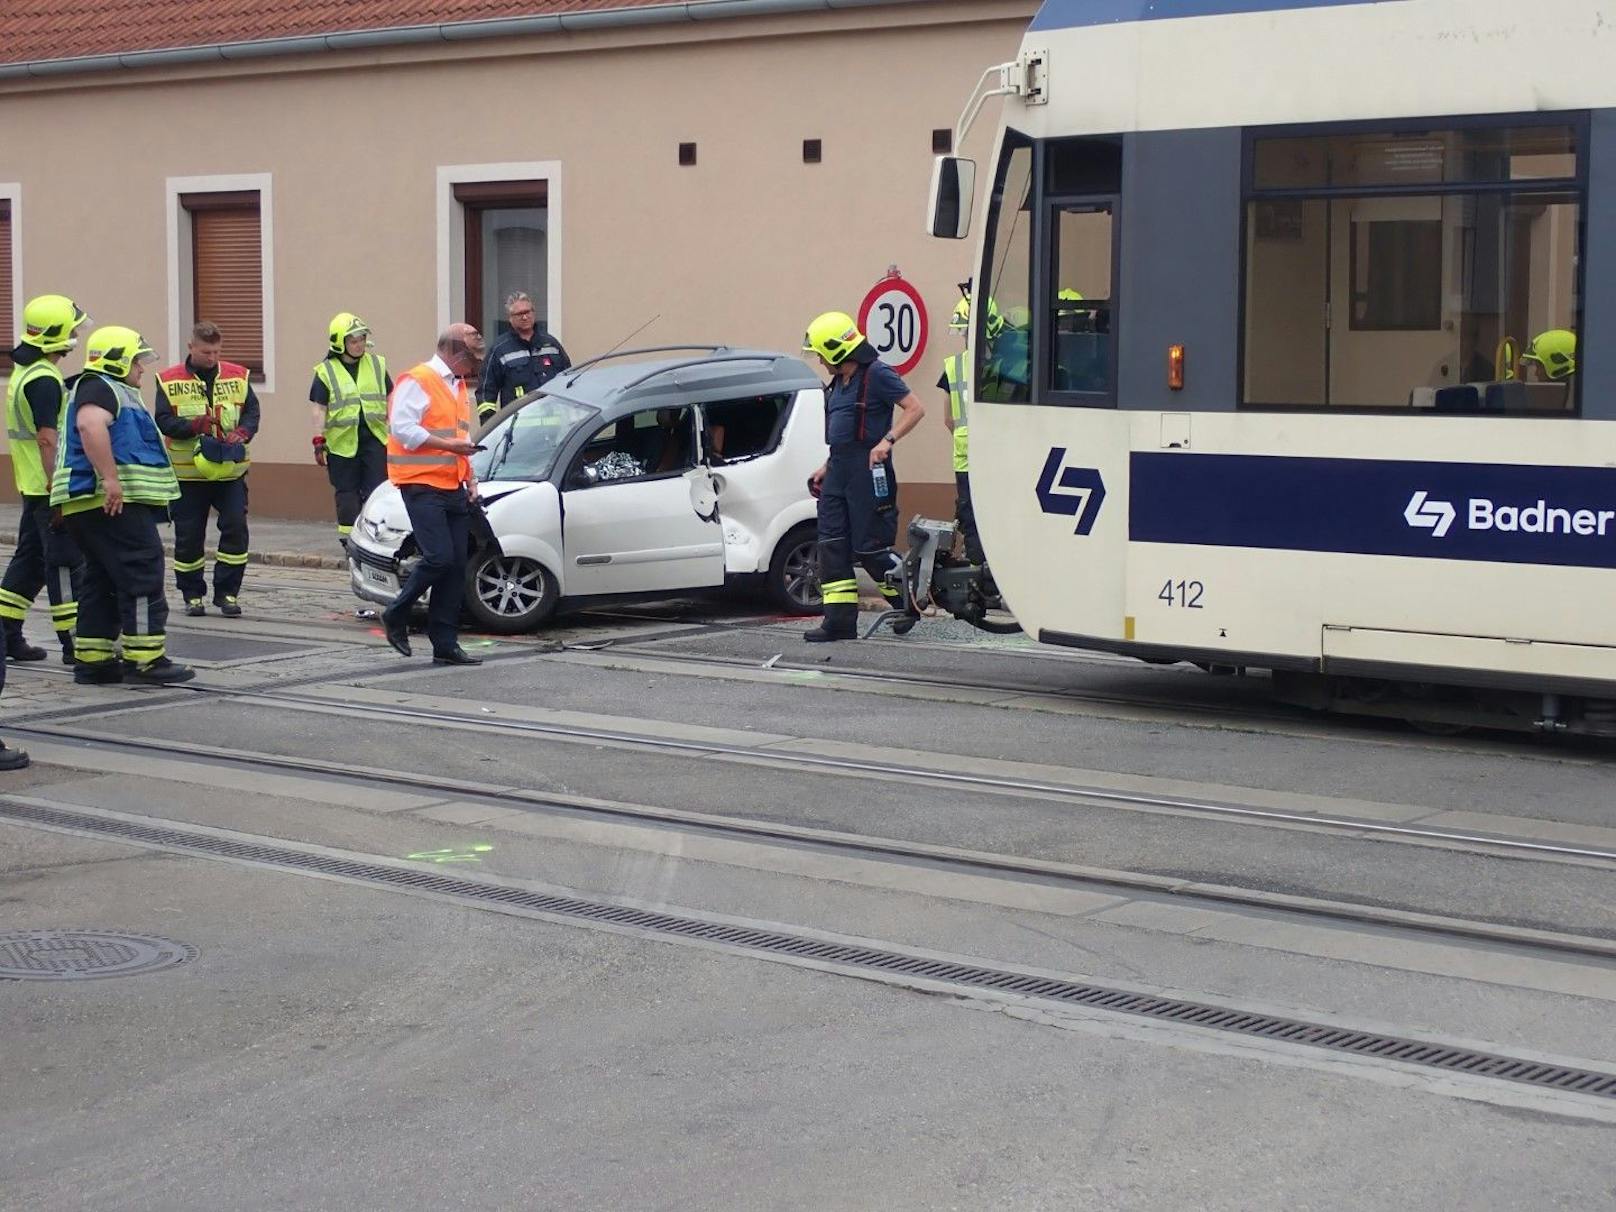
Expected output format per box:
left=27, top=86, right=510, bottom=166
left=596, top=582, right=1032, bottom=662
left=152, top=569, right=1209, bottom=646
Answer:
left=0, top=0, right=691, bottom=66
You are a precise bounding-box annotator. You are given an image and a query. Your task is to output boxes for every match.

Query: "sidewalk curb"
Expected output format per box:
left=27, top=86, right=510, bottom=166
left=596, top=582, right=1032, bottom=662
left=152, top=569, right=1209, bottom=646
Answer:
left=0, top=541, right=347, bottom=572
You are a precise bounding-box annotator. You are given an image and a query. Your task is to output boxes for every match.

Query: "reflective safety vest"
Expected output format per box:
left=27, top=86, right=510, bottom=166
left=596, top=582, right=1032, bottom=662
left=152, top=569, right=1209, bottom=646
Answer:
left=5, top=357, right=64, bottom=497
left=386, top=365, right=473, bottom=490
left=51, top=372, right=180, bottom=516
left=944, top=352, right=969, bottom=473
left=315, top=353, right=390, bottom=456
left=157, top=360, right=251, bottom=481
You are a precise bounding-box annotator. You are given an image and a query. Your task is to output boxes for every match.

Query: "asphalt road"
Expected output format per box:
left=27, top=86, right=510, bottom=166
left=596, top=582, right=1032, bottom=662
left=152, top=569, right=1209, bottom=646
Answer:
left=3, top=569, right=1615, bottom=1210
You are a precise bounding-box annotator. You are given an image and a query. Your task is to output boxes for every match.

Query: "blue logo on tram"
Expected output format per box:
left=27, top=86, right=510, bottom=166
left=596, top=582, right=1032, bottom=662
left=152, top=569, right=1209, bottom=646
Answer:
left=1036, top=448, right=1107, bottom=535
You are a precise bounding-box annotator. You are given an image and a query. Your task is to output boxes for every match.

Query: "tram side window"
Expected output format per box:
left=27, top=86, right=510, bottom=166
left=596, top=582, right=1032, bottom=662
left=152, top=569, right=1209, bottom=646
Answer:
left=1051, top=204, right=1114, bottom=394
left=1242, top=122, right=1581, bottom=413
left=977, top=137, right=1034, bottom=403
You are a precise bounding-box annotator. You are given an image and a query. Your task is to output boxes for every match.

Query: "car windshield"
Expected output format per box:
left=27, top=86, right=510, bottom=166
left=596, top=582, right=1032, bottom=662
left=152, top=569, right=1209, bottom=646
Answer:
left=474, top=395, right=597, bottom=482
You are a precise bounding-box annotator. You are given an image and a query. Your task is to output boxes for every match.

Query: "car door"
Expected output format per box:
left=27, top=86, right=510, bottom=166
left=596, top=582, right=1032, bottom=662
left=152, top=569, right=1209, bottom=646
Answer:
left=561, top=405, right=726, bottom=597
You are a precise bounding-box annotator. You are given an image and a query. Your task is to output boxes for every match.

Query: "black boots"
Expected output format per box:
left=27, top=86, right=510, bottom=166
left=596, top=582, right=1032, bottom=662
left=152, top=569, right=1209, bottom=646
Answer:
left=4, top=619, right=45, bottom=662
left=804, top=604, right=857, bottom=643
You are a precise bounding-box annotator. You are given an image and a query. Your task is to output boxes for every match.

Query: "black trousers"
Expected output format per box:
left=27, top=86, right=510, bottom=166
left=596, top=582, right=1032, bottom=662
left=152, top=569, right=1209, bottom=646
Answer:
left=390, top=485, right=470, bottom=656
left=172, top=477, right=249, bottom=602
left=816, top=446, right=902, bottom=630
left=0, top=493, right=82, bottom=649
left=955, top=470, right=985, bottom=565
left=64, top=504, right=171, bottom=668
left=328, top=427, right=388, bottom=536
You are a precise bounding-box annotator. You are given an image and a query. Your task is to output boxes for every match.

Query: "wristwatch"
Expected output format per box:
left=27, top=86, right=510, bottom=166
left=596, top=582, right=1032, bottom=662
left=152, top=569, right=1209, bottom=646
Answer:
left=882, top=432, right=897, bottom=445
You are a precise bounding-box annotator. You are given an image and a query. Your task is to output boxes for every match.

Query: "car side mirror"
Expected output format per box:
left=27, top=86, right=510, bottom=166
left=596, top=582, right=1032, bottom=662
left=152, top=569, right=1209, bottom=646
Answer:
left=927, top=156, right=976, bottom=240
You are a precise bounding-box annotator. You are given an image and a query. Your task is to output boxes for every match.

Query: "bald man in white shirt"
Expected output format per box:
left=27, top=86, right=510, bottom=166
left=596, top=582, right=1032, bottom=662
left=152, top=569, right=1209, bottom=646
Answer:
left=381, top=323, right=485, bottom=665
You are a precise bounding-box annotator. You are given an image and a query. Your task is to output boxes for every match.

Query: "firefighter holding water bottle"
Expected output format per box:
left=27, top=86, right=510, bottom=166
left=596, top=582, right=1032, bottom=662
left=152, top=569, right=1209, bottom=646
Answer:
left=801, top=311, right=926, bottom=643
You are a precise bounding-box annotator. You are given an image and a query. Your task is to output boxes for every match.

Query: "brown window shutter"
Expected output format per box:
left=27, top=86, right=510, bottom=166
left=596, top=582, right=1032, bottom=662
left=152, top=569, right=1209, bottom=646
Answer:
left=190, top=199, right=263, bottom=374
left=0, top=200, right=12, bottom=372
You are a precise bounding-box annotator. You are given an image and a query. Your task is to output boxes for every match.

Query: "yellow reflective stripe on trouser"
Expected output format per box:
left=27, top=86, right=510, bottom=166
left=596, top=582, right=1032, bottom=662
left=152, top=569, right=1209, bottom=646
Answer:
left=216, top=551, right=249, bottom=566
left=122, top=634, right=167, bottom=667
left=0, top=587, right=31, bottom=621
left=337, top=524, right=353, bottom=535
left=75, top=636, right=117, bottom=665
left=50, top=601, right=77, bottom=634
left=173, top=557, right=207, bottom=573
left=820, top=578, right=859, bottom=606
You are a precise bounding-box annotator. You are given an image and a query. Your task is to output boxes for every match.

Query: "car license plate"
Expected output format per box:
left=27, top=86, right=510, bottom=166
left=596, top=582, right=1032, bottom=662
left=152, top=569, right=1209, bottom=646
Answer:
left=365, top=567, right=393, bottom=586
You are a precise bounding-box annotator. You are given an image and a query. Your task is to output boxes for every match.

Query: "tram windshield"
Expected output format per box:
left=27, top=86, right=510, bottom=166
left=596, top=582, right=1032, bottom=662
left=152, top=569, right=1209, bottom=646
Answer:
left=1243, top=121, right=1581, bottom=413
left=973, top=117, right=1583, bottom=415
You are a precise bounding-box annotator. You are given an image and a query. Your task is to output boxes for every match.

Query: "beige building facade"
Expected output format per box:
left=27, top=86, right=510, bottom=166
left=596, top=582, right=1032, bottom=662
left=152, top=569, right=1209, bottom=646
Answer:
left=0, top=0, right=1037, bottom=520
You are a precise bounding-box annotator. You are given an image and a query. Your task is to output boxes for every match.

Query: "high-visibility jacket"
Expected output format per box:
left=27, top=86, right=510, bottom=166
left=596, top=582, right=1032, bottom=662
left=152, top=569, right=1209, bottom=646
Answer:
left=314, top=353, right=390, bottom=456
left=386, top=365, right=473, bottom=490
left=51, top=372, right=180, bottom=516
left=157, top=360, right=252, bottom=481
left=5, top=357, right=64, bottom=496
left=944, top=352, right=969, bottom=473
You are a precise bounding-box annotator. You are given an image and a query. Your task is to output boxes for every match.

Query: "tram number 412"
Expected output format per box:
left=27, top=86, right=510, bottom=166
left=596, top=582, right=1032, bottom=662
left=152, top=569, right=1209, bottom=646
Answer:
left=1158, top=579, right=1204, bottom=609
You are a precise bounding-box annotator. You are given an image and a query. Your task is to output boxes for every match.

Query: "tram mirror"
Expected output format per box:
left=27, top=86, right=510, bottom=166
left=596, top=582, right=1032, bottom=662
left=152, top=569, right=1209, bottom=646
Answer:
left=927, top=156, right=976, bottom=239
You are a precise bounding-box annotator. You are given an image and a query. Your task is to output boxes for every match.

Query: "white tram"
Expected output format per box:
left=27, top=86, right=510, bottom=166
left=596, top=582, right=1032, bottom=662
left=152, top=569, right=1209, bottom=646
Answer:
left=926, top=0, right=1616, bottom=735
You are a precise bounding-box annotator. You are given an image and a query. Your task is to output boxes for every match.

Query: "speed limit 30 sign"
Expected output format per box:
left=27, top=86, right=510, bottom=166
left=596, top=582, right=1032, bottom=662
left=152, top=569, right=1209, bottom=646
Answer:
left=857, top=272, right=928, bottom=377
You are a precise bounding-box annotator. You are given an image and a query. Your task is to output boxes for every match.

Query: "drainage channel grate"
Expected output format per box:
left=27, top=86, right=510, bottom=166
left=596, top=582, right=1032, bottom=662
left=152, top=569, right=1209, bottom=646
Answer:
left=8, top=797, right=1616, bottom=1101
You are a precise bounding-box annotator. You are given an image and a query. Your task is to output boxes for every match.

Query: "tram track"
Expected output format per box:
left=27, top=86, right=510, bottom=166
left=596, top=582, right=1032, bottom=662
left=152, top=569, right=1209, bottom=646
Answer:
left=575, top=636, right=1295, bottom=723
left=9, top=687, right=1616, bottom=967
left=9, top=671, right=1615, bottom=871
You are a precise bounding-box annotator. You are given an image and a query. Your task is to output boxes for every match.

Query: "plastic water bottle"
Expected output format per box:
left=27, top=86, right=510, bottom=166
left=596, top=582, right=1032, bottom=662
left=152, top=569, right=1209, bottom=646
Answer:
left=871, top=461, right=891, bottom=501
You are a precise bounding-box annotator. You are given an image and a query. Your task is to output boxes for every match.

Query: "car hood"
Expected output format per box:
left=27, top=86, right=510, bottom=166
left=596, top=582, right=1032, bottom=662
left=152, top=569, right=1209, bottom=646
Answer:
left=355, top=480, right=533, bottom=546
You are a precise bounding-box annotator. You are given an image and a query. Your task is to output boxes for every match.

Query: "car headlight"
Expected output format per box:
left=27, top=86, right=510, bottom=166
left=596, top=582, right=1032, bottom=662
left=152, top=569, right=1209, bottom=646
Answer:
left=360, top=515, right=408, bottom=544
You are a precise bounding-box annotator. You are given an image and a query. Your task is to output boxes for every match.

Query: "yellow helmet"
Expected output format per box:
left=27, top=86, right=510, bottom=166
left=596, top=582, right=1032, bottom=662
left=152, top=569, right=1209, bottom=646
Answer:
left=20, top=294, right=91, bottom=354
left=194, top=435, right=245, bottom=481
left=802, top=311, right=864, bottom=366
left=1521, top=329, right=1576, bottom=380
left=192, top=452, right=235, bottom=481
left=950, top=295, right=1005, bottom=339
left=1056, top=288, right=1086, bottom=315
left=328, top=312, right=372, bottom=355
left=83, top=326, right=156, bottom=379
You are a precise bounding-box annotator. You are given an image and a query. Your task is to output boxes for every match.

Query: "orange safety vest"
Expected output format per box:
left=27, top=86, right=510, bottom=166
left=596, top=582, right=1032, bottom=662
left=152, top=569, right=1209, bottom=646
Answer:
left=386, top=364, right=473, bottom=490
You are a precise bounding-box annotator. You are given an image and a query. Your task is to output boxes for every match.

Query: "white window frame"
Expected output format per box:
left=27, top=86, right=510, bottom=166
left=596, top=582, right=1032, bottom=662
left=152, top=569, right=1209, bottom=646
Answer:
left=166, top=172, right=276, bottom=393
left=436, top=161, right=563, bottom=339
left=0, top=182, right=20, bottom=388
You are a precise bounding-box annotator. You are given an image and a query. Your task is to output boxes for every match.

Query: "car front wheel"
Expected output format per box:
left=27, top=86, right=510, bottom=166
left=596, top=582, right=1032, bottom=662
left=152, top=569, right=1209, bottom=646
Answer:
left=464, top=551, right=559, bottom=634
left=766, top=525, right=821, bottom=615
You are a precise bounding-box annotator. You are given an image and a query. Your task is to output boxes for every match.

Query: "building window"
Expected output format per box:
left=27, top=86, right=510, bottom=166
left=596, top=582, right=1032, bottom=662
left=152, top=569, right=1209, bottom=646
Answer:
left=1242, top=120, right=1582, bottom=412
left=0, top=198, right=13, bottom=373
left=454, top=180, right=548, bottom=339
left=182, top=190, right=264, bottom=376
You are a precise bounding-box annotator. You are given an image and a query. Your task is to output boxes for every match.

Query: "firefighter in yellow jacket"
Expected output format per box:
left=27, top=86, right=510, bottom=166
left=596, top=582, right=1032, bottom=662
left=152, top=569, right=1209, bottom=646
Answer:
left=153, top=321, right=260, bottom=617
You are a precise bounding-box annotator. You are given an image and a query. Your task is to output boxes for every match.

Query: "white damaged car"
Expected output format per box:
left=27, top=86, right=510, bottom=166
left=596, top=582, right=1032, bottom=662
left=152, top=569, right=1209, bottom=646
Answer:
left=348, top=346, right=827, bottom=631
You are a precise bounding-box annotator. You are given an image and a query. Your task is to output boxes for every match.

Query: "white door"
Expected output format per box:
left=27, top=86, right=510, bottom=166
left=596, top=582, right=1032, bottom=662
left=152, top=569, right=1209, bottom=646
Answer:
left=561, top=406, right=726, bottom=596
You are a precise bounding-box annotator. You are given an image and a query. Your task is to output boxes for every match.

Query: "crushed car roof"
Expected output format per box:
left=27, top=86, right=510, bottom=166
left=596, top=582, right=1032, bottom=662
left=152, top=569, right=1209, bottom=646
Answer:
left=538, top=346, right=823, bottom=417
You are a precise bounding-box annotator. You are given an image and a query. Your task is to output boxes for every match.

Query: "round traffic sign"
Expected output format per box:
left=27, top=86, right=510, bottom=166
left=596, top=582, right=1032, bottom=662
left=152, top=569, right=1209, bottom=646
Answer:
left=857, top=275, right=929, bottom=377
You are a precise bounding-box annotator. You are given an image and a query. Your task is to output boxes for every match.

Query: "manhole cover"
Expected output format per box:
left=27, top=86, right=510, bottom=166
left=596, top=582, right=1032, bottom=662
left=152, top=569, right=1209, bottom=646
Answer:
left=0, top=930, right=196, bottom=981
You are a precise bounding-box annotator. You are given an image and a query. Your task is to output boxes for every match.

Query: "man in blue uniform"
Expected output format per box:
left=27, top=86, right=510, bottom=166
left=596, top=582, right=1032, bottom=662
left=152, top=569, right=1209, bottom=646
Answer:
left=476, top=292, right=571, bottom=421
left=801, top=311, right=926, bottom=643
left=53, top=326, right=193, bottom=686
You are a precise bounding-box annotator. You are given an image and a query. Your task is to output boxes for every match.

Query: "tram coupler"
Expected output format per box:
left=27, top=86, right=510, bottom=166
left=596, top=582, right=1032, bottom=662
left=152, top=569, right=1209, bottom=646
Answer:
left=862, top=517, right=1022, bottom=638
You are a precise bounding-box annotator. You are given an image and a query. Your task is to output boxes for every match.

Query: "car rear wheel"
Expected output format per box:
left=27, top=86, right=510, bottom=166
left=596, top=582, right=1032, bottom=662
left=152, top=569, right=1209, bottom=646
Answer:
left=464, top=552, right=559, bottom=633
left=766, top=525, right=821, bottom=615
